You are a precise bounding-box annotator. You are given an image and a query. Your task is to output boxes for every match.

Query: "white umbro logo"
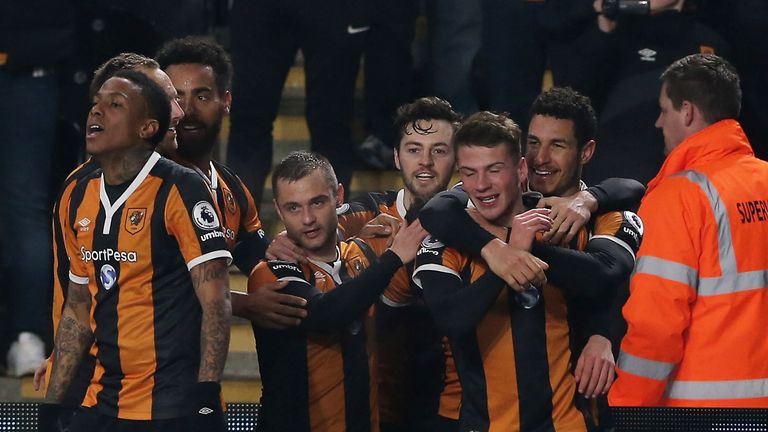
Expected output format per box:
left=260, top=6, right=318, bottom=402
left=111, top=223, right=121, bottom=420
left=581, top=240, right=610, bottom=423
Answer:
left=638, top=48, right=657, bottom=62
left=199, top=407, right=213, bottom=415
left=347, top=25, right=370, bottom=34
left=78, top=218, right=91, bottom=227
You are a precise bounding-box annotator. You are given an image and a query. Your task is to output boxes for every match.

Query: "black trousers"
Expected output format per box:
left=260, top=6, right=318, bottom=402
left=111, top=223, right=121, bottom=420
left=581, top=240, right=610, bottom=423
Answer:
left=227, top=0, right=369, bottom=203
left=68, top=407, right=187, bottom=432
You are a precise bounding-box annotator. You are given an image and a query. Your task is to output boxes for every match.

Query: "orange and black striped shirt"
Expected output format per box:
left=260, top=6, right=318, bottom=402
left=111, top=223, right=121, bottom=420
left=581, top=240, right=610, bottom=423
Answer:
left=49, top=159, right=101, bottom=408
left=209, top=161, right=268, bottom=273
left=413, top=237, right=588, bottom=432
left=250, top=238, right=410, bottom=432
left=339, top=190, right=445, bottom=428
left=62, top=152, right=232, bottom=420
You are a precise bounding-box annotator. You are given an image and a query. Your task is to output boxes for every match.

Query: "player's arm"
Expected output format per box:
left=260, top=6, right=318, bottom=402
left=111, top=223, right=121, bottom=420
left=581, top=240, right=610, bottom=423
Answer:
left=190, top=258, right=232, bottom=382
left=256, top=221, right=426, bottom=332
left=231, top=175, right=271, bottom=274
left=415, top=268, right=506, bottom=339
left=419, top=178, right=644, bottom=255
left=44, top=281, right=92, bottom=403
left=232, top=230, right=270, bottom=275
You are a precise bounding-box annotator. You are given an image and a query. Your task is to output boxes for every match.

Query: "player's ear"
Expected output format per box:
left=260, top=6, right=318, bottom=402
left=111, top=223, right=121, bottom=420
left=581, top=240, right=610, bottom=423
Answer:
left=335, top=183, right=345, bottom=207
left=580, top=140, right=596, bottom=165
left=139, top=119, right=159, bottom=141
left=517, top=157, right=528, bottom=182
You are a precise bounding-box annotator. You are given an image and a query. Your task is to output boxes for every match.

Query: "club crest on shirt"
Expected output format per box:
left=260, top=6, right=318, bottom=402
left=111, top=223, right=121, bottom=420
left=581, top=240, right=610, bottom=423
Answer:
left=193, top=201, right=220, bottom=230
left=125, top=208, right=147, bottom=235
left=224, top=189, right=237, bottom=214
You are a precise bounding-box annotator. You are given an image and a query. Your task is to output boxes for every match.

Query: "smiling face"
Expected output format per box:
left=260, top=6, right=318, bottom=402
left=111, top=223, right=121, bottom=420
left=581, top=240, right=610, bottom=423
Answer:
left=165, top=63, right=230, bottom=160
left=457, top=144, right=527, bottom=226
left=274, top=169, right=343, bottom=259
left=395, top=119, right=456, bottom=206
left=86, top=77, right=151, bottom=156
left=526, top=115, right=594, bottom=197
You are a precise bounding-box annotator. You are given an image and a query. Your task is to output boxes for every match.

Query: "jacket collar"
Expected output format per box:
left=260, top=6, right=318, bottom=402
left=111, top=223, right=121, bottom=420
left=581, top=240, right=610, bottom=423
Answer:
left=646, top=120, right=753, bottom=194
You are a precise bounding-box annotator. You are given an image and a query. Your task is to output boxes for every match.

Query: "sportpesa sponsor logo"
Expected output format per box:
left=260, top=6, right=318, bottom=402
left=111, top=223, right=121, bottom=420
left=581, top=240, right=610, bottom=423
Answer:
left=80, top=246, right=138, bottom=263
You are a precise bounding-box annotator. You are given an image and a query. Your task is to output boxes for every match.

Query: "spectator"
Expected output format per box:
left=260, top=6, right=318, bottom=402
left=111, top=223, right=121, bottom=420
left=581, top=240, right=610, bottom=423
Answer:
left=226, top=0, right=369, bottom=204
left=0, top=0, right=75, bottom=377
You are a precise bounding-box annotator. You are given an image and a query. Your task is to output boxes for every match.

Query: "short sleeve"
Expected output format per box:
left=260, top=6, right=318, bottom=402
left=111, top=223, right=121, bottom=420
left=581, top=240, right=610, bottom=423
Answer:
left=412, top=235, right=464, bottom=289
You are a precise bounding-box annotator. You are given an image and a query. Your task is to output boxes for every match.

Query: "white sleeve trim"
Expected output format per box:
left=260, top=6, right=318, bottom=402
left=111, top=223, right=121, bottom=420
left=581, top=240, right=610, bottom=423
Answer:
left=590, top=235, right=636, bottom=261
left=187, top=250, right=233, bottom=271
left=69, top=271, right=89, bottom=285
left=380, top=294, right=413, bottom=307
left=412, top=263, right=461, bottom=290
left=277, top=276, right=311, bottom=285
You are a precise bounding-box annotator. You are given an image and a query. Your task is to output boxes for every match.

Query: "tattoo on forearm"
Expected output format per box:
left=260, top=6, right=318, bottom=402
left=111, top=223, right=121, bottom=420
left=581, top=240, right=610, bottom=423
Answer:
left=199, top=298, right=231, bottom=381
left=46, top=315, right=93, bottom=402
left=191, top=259, right=231, bottom=382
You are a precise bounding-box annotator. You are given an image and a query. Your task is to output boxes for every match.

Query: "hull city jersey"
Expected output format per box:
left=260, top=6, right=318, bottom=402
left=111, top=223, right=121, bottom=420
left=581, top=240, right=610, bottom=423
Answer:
left=250, top=238, right=410, bottom=432
left=50, top=159, right=101, bottom=408
left=339, top=189, right=445, bottom=428
left=62, top=152, right=232, bottom=420
left=209, top=161, right=268, bottom=273
left=413, top=209, right=642, bottom=432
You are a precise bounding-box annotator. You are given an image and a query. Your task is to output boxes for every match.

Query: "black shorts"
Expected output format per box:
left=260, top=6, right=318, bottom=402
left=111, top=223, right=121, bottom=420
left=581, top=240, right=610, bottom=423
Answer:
left=69, top=407, right=188, bottom=432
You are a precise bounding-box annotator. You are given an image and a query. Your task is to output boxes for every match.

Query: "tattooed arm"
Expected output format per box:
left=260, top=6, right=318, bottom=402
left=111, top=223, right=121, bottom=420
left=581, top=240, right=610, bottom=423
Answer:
left=45, top=281, right=93, bottom=403
left=190, top=258, right=232, bottom=382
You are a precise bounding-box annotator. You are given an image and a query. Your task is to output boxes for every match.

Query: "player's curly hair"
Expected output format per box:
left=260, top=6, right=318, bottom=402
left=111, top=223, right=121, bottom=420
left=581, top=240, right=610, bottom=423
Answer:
left=393, top=96, right=462, bottom=147
left=529, top=87, right=597, bottom=150
left=156, top=36, right=233, bottom=94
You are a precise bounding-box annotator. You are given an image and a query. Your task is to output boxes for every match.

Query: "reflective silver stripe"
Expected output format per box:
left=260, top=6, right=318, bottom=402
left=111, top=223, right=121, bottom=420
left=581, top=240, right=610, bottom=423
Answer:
left=675, top=171, right=738, bottom=274
left=666, top=378, right=768, bottom=400
left=634, top=256, right=698, bottom=289
left=699, top=270, right=768, bottom=296
left=618, top=350, right=676, bottom=380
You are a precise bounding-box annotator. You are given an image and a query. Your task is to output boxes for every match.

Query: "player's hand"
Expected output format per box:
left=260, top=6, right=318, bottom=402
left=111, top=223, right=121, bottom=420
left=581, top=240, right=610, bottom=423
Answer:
left=266, top=231, right=307, bottom=263
left=575, top=335, right=615, bottom=398
left=509, top=208, right=553, bottom=251
left=388, top=219, right=428, bottom=264
left=241, top=281, right=307, bottom=329
left=481, top=239, right=549, bottom=292
left=539, top=191, right=596, bottom=245
left=33, top=357, right=49, bottom=391
left=358, top=213, right=402, bottom=247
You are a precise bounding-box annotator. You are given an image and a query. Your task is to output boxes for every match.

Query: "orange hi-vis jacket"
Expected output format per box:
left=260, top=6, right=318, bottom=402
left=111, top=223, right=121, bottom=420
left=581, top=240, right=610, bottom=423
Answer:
left=609, top=120, right=768, bottom=407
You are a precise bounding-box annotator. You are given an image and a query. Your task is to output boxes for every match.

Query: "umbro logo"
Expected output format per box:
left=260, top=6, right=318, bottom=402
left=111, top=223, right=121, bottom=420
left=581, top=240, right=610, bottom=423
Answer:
left=199, top=407, right=213, bottom=415
left=638, top=48, right=656, bottom=62
left=78, top=217, right=91, bottom=232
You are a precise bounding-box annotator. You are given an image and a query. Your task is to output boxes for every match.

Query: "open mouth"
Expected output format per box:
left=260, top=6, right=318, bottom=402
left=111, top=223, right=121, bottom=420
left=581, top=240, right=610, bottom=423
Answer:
left=303, top=228, right=321, bottom=239
left=415, top=172, right=436, bottom=181
left=476, top=194, right=499, bottom=205
left=533, top=168, right=554, bottom=176
left=86, top=124, right=104, bottom=137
